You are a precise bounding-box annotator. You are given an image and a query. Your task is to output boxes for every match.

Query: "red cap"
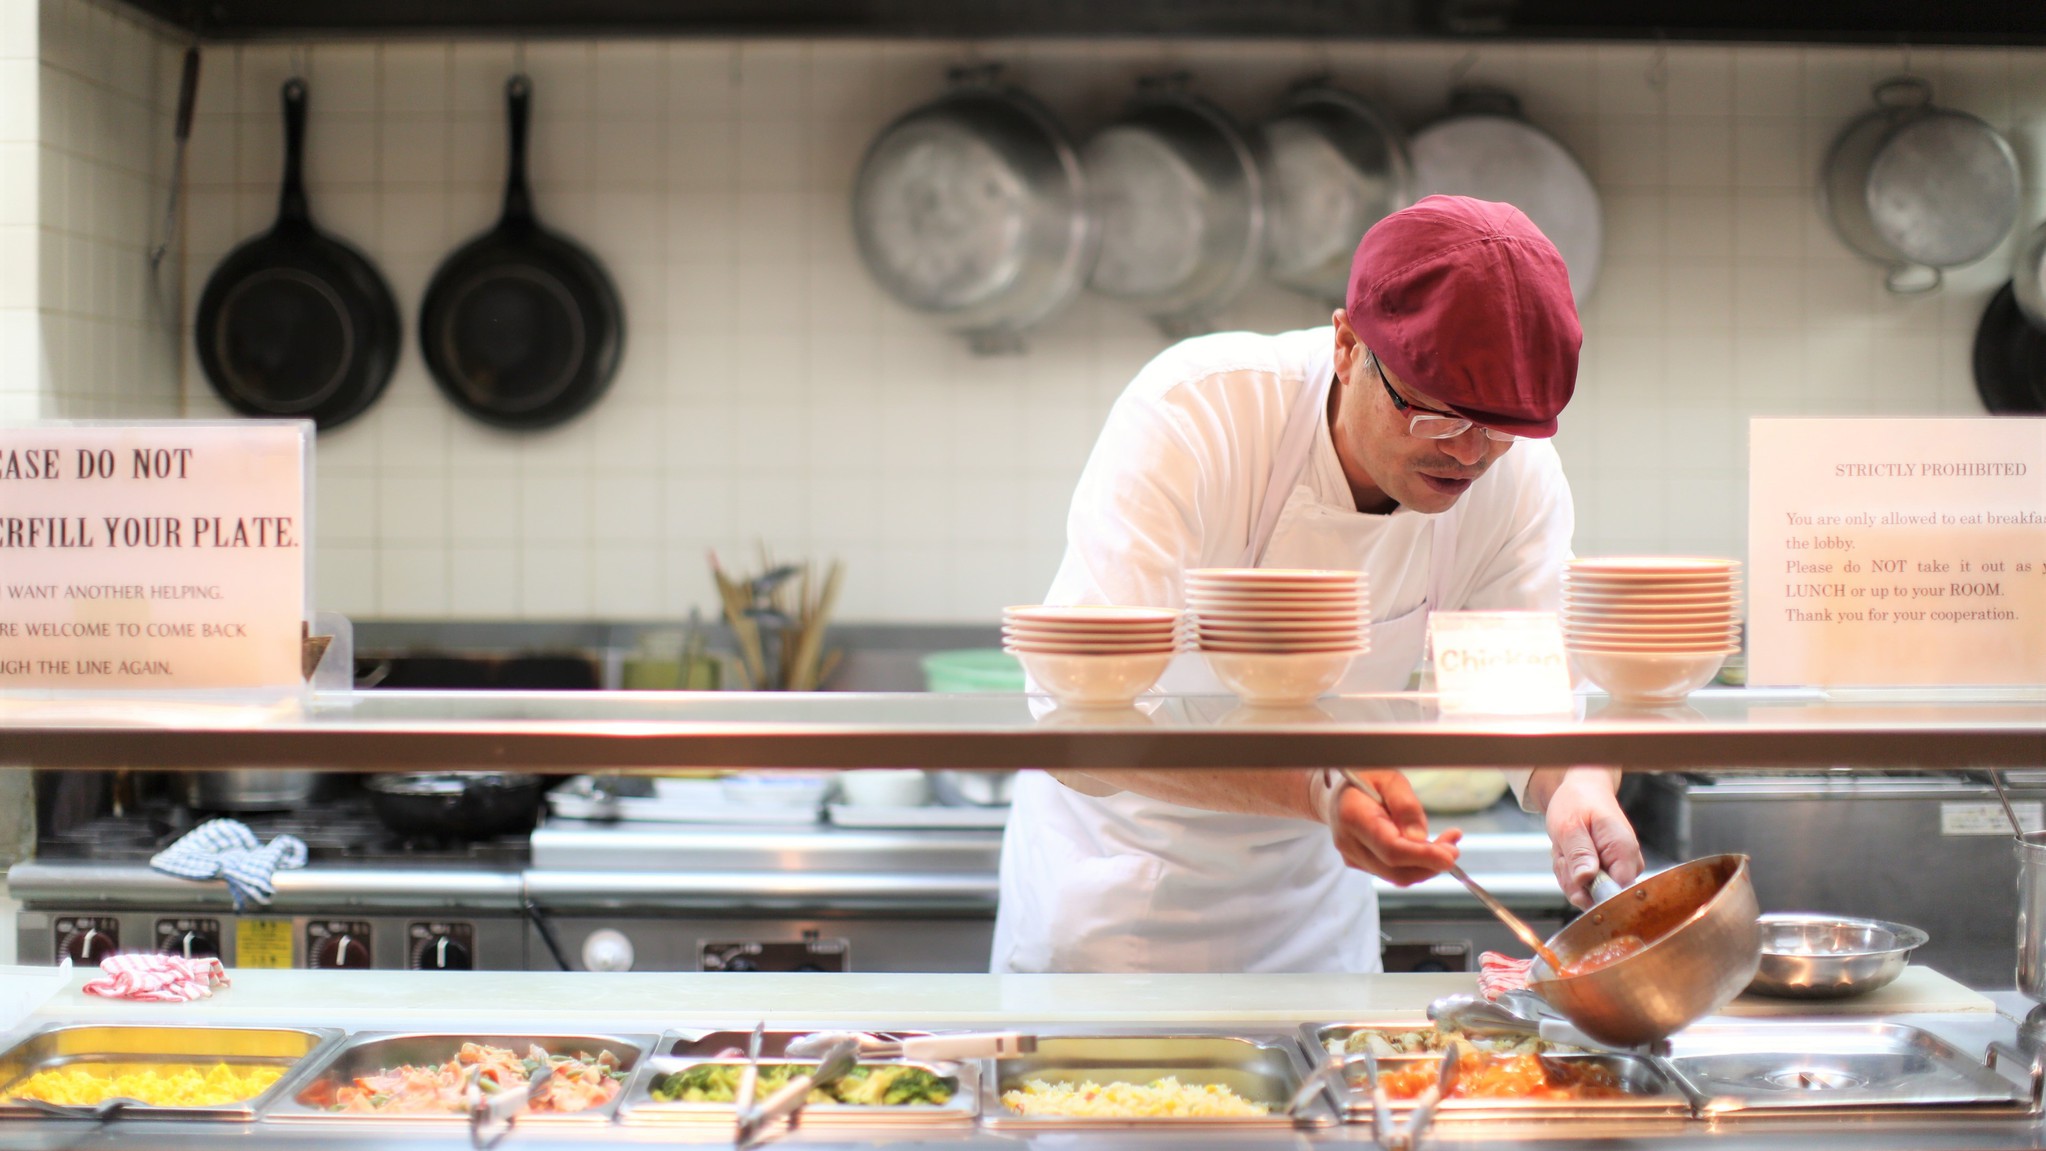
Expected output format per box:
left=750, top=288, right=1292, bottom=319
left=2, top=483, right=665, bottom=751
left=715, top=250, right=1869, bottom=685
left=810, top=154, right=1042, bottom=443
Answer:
left=1345, top=195, right=1581, bottom=438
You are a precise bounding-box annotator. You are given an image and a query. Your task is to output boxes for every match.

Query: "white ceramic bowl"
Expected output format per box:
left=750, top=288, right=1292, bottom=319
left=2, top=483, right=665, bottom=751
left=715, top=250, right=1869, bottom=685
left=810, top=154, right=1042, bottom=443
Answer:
left=1005, top=640, right=1178, bottom=656
left=837, top=769, right=932, bottom=807
left=1204, top=649, right=1357, bottom=706
left=1568, top=556, right=1742, bottom=576
left=1014, top=649, right=1175, bottom=709
left=721, top=773, right=834, bottom=808
left=1003, top=604, right=1183, bottom=626
left=1187, top=567, right=1367, bottom=586
left=1571, top=647, right=1730, bottom=704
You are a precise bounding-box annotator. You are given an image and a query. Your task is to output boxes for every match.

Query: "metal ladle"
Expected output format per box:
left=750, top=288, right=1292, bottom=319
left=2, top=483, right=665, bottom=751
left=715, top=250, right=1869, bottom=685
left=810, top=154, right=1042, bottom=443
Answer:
left=1992, top=770, right=2027, bottom=837
left=1340, top=768, right=1566, bottom=972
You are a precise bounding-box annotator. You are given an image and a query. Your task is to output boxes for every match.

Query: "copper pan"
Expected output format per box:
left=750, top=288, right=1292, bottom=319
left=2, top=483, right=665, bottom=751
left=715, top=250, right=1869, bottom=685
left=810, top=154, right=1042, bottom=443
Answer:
left=1527, top=854, right=1760, bottom=1048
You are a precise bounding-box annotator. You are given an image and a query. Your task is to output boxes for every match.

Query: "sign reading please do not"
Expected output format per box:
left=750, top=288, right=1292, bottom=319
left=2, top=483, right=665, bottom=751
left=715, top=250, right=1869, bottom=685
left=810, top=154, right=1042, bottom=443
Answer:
left=0, top=422, right=310, bottom=691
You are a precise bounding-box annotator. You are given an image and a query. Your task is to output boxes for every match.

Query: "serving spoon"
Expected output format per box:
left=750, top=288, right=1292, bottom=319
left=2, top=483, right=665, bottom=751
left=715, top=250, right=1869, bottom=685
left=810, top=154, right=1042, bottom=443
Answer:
left=1340, top=768, right=1566, bottom=973
left=1992, top=770, right=2027, bottom=837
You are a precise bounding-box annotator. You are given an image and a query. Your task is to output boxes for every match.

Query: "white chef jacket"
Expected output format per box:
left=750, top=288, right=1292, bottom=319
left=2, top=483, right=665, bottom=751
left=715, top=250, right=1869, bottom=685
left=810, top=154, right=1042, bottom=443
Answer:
left=992, top=325, right=1575, bottom=975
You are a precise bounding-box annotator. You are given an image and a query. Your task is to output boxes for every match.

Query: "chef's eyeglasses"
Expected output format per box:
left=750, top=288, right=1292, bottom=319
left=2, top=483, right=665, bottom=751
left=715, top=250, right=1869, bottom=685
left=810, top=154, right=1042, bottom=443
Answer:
left=1366, top=350, right=1523, bottom=443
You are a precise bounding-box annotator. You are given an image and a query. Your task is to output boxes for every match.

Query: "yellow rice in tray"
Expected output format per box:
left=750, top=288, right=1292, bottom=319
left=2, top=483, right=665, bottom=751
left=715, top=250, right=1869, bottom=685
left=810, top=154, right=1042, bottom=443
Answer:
left=8, top=1062, right=285, bottom=1108
left=1002, top=1076, right=1269, bottom=1118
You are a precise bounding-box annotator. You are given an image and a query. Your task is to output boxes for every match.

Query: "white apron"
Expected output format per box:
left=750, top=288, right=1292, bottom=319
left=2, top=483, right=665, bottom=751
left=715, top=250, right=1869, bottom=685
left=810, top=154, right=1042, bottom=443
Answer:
left=993, top=347, right=1464, bottom=974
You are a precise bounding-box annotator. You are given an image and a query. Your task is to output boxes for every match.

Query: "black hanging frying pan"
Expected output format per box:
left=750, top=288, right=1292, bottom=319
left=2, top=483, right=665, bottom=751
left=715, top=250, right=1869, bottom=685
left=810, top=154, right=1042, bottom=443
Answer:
left=1971, top=282, right=2046, bottom=415
left=420, top=75, right=624, bottom=429
left=195, top=79, right=400, bottom=431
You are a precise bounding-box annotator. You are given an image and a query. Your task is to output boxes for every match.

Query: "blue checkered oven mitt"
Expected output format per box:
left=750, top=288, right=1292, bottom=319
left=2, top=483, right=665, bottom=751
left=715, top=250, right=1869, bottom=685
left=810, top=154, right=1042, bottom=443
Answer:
left=150, top=819, right=308, bottom=911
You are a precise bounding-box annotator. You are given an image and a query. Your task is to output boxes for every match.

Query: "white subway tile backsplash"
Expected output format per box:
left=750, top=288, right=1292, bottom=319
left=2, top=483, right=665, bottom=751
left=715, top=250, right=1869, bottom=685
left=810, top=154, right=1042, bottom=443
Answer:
left=449, top=544, right=520, bottom=615
left=518, top=543, right=591, bottom=616
left=20, top=17, right=2041, bottom=620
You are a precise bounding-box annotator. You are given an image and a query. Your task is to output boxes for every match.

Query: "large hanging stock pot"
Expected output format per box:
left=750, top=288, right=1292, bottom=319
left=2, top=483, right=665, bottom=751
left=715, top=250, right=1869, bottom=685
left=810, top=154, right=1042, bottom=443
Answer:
left=1822, top=77, right=2019, bottom=294
left=1082, top=75, right=1265, bottom=339
left=851, top=65, right=1093, bottom=354
left=1255, top=82, right=1411, bottom=306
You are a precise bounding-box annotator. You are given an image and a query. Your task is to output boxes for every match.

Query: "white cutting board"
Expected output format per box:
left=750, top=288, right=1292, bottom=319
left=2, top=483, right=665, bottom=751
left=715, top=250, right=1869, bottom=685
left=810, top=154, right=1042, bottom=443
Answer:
left=1720, top=965, right=1993, bottom=1016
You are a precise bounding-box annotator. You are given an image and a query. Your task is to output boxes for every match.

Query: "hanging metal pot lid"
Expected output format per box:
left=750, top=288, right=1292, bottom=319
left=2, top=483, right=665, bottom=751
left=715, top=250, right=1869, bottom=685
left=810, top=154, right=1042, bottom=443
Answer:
left=1083, top=75, right=1265, bottom=338
left=2013, top=220, right=2046, bottom=330
left=1821, top=78, right=2019, bottom=289
left=851, top=65, right=1092, bottom=354
left=1973, top=283, right=2046, bottom=415
left=1256, top=83, right=1412, bottom=306
left=1410, top=86, right=1603, bottom=305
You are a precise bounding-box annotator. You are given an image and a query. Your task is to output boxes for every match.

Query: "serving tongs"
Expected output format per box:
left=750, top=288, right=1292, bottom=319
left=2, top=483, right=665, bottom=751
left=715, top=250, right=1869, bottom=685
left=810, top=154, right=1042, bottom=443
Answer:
left=1430, top=991, right=1707, bottom=1113
left=465, top=1059, right=553, bottom=1150
left=1320, top=1045, right=1457, bottom=1151
left=13, top=1095, right=146, bottom=1121
left=784, top=1029, right=1036, bottom=1063
left=734, top=1035, right=861, bottom=1148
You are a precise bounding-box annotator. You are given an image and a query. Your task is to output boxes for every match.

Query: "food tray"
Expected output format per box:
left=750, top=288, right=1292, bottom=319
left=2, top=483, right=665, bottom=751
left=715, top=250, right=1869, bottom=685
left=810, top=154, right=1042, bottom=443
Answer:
left=263, top=1032, right=655, bottom=1124
left=0, top=1023, right=340, bottom=1121
left=1665, top=1021, right=2030, bottom=1116
left=660, top=1028, right=931, bottom=1059
left=618, top=1056, right=977, bottom=1127
left=980, top=1030, right=1334, bottom=1129
left=1304, top=1023, right=1687, bottom=1121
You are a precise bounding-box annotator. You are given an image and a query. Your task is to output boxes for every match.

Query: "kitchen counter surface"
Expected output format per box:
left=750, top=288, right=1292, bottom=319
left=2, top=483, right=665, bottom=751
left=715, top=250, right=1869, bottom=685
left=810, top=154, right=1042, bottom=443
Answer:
left=5, top=686, right=2046, bottom=771
left=8, top=963, right=1995, bottom=1032
left=1, top=966, right=2035, bottom=1151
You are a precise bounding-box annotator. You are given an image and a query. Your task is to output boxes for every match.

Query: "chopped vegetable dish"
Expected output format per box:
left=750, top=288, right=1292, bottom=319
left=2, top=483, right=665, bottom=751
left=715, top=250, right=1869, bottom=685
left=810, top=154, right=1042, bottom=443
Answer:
left=7, top=1062, right=284, bottom=1108
left=1376, top=1049, right=1626, bottom=1101
left=1332, top=1026, right=1562, bottom=1058
left=1000, top=1077, right=1268, bottom=1118
left=306, top=1042, right=623, bottom=1114
left=651, top=1062, right=954, bottom=1106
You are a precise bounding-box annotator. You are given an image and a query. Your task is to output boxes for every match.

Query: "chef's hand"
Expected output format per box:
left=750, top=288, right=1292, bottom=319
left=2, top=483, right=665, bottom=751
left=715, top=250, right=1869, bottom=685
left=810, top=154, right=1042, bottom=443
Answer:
left=1537, top=767, right=1644, bottom=909
left=1311, top=769, right=1462, bottom=886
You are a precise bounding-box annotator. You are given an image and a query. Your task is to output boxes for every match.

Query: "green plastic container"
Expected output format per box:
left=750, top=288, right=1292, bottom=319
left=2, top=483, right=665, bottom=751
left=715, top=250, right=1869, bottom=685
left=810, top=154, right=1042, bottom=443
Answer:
left=921, top=649, right=1025, bottom=693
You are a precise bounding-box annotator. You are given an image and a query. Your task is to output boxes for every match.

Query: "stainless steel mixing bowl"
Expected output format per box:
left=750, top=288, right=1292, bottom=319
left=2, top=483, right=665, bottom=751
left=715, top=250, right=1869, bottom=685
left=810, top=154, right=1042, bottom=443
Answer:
left=1745, top=913, right=1928, bottom=999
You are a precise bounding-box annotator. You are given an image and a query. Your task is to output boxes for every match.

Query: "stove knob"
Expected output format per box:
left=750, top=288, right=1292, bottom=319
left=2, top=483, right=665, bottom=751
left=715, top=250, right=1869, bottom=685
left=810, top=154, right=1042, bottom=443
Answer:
left=311, top=933, right=372, bottom=970
left=414, top=934, right=473, bottom=971
left=168, top=930, right=218, bottom=960
left=60, top=926, right=117, bottom=965
left=581, top=929, right=634, bottom=973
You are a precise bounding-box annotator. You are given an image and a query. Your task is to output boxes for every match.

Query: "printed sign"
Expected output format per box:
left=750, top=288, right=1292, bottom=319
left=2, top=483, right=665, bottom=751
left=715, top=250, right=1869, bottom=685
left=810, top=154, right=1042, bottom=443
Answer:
left=1429, top=611, right=1574, bottom=716
left=1748, top=418, right=2046, bottom=687
left=1941, top=801, right=2043, bottom=837
left=0, top=422, right=309, bottom=690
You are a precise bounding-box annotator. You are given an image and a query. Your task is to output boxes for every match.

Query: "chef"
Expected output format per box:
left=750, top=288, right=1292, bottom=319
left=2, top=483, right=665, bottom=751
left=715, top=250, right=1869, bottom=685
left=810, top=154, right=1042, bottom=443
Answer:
left=993, top=195, right=1644, bottom=974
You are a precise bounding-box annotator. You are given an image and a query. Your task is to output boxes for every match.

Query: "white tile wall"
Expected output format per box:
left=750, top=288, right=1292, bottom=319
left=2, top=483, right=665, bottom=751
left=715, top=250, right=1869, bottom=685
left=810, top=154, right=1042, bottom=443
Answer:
left=40, top=29, right=2046, bottom=624
left=0, top=0, right=35, bottom=416
left=31, top=0, right=181, bottom=419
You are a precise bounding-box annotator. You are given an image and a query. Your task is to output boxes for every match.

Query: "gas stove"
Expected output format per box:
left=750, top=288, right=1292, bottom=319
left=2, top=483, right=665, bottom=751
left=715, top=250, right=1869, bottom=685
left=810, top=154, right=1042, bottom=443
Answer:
left=41, top=801, right=531, bottom=867
left=13, top=795, right=532, bottom=973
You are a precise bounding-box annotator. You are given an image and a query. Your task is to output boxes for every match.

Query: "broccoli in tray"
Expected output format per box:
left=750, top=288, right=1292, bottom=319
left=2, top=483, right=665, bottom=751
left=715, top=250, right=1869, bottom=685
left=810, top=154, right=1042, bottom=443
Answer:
left=651, top=1063, right=955, bottom=1107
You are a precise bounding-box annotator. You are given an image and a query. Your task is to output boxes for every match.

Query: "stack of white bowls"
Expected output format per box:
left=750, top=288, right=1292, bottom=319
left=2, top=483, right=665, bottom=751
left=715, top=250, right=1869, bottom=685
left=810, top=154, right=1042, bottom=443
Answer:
left=1563, top=557, right=1743, bottom=704
left=1001, top=605, right=1183, bottom=708
left=1187, top=568, right=1369, bottom=706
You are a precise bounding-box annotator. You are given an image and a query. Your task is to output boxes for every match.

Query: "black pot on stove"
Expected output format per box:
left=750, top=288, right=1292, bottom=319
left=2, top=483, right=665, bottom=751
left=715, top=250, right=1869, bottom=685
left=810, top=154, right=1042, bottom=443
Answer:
left=365, top=772, right=547, bottom=840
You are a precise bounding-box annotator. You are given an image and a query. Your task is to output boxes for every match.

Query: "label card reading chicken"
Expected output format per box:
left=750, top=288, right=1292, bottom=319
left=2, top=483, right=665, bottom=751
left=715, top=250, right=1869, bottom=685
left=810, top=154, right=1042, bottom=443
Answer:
left=1748, top=418, right=2046, bottom=687
left=0, top=422, right=309, bottom=691
left=1429, top=611, right=1574, bottom=716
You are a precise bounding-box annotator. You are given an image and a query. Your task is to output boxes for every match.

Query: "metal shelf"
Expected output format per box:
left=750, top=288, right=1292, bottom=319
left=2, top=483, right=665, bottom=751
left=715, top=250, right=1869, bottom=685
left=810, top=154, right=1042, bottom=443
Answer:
left=3, top=686, right=2044, bottom=771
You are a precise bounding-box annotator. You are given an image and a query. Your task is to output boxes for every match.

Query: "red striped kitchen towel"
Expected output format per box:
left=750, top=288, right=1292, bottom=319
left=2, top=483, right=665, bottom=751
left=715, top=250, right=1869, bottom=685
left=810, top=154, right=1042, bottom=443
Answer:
left=82, top=954, right=232, bottom=1002
left=1477, top=951, right=1533, bottom=1000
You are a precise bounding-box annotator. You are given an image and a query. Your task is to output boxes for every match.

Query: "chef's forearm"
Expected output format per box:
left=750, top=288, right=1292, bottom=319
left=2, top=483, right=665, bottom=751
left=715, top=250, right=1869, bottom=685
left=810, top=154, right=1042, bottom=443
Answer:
left=1044, top=768, right=1315, bottom=820
left=1521, top=765, right=1622, bottom=811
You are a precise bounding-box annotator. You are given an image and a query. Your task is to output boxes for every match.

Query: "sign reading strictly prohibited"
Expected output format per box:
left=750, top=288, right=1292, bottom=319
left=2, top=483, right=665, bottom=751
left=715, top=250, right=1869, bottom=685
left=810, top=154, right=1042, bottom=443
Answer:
left=0, top=422, right=309, bottom=691
left=1747, top=417, right=2046, bottom=687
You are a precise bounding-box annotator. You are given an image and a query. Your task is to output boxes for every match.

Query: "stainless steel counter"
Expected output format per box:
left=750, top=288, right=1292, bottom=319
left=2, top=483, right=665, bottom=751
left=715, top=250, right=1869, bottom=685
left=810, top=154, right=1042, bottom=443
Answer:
left=5, top=686, right=2045, bottom=771
left=1, top=969, right=2041, bottom=1149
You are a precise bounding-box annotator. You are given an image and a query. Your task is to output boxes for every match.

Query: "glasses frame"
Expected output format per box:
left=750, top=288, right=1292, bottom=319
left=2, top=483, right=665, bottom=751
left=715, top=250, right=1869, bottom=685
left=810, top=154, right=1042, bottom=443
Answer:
left=1366, top=350, right=1523, bottom=443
